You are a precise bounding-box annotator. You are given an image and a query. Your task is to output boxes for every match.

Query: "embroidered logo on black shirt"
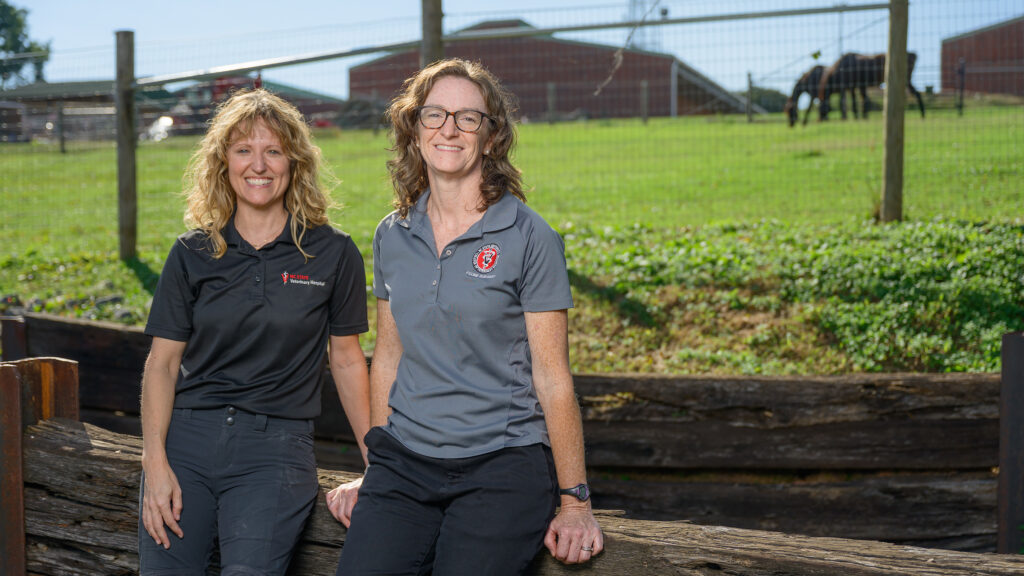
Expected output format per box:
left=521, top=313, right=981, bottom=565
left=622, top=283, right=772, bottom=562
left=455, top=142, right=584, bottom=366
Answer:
left=280, top=271, right=325, bottom=287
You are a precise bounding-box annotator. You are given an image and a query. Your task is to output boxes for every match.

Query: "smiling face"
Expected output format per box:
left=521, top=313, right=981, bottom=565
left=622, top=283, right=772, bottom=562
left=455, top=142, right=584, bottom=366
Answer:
left=227, top=118, right=291, bottom=213
left=416, top=76, right=493, bottom=186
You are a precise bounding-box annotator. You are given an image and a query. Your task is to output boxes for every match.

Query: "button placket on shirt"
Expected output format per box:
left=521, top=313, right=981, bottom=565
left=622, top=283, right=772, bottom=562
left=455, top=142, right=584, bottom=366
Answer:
left=431, top=246, right=456, bottom=299
left=253, top=251, right=267, bottom=301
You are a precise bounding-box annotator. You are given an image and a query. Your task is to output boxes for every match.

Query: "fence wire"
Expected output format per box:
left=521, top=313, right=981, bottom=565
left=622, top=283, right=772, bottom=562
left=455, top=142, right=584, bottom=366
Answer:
left=2, top=0, right=1022, bottom=258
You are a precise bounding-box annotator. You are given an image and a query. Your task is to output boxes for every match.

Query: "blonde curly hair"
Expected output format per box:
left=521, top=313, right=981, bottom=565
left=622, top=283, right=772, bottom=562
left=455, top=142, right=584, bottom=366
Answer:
left=386, top=59, right=524, bottom=218
left=183, top=88, right=334, bottom=260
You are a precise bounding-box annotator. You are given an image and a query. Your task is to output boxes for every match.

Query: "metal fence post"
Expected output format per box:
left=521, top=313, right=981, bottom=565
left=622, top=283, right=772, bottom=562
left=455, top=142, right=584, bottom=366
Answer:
left=116, top=30, right=137, bottom=261
left=880, top=0, right=908, bottom=223
left=547, top=82, right=557, bottom=124
left=746, top=72, right=753, bottom=123
left=956, top=58, right=966, bottom=117
left=1000, top=332, right=1024, bottom=554
left=57, top=101, right=66, bottom=154
left=640, top=79, right=649, bottom=124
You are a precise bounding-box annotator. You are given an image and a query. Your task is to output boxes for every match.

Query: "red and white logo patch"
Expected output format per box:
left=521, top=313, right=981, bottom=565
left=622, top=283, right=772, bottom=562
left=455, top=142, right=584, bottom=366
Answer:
left=473, top=244, right=500, bottom=274
left=279, top=271, right=325, bottom=287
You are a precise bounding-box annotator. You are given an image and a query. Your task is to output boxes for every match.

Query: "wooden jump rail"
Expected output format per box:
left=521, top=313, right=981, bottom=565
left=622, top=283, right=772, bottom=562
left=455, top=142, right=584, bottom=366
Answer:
left=2, top=357, right=1023, bottom=575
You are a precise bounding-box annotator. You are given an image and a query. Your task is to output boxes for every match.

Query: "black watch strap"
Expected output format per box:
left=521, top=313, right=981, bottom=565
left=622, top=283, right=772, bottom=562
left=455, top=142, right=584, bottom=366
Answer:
left=558, top=483, right=591, bottom=502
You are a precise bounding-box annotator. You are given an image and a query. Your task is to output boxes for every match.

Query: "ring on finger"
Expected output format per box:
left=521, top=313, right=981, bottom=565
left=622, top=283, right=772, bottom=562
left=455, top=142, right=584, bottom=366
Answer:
left=581, top=545, right=594, bottom=552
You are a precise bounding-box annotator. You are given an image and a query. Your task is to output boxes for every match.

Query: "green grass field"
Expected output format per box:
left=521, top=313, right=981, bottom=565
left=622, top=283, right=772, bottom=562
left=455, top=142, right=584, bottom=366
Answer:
left=3, top=106, right=1021, bottom=255
left=2, top=107, right=1022, bottom=373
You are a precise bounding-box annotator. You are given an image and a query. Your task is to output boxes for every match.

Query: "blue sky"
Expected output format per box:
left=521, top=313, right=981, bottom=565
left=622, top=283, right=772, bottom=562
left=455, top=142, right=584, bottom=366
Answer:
left=17, top=1, right=1023, bottom=98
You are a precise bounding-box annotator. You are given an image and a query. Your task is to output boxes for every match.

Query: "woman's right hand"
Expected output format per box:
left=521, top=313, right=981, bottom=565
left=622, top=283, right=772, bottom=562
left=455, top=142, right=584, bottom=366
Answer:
left=326, top=477, right=363, bottom=528
left=141, top=458, right=184, bottom=549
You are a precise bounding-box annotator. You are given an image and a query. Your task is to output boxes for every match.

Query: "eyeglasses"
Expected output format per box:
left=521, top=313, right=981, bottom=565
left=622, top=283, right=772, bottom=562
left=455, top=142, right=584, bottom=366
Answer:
left=415, top=106, right=494, bottom=133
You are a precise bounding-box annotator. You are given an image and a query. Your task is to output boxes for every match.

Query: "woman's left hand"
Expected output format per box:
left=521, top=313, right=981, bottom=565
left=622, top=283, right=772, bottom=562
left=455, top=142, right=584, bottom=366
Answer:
left=544, top=503, right=604, bottom=564
left=326, top=477, right=362, bottom=528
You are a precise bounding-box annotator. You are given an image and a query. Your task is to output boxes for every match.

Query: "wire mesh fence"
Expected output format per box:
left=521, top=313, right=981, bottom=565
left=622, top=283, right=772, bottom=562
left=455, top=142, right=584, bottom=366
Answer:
left=2, top=0, right=1022, bottom=258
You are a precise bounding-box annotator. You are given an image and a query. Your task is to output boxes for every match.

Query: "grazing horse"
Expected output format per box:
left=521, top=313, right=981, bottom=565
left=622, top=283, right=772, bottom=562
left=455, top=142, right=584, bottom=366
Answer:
left=783, top=65, right=825, bottom=127
left=818, top=52, right=925, bottom=121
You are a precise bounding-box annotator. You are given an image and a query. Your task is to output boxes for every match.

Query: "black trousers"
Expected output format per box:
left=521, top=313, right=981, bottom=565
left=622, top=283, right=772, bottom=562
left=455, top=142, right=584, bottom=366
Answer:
left=138, top=406, right=318, bottom=576
left=336, top=427, right=558, bottom=576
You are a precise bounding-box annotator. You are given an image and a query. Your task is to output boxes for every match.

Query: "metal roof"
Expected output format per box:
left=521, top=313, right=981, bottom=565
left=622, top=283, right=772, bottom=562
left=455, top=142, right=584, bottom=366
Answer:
left=0, top=80, right=176, bottom=109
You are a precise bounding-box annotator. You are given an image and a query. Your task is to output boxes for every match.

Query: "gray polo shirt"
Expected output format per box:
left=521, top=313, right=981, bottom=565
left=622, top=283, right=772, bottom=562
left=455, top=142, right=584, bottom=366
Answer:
left=145, top=216, right=368, bottom=419
left=373, top=190, right=573, bottom=458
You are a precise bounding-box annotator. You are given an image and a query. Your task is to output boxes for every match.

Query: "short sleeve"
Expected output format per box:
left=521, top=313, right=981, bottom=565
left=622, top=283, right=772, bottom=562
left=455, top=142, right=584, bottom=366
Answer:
left=519, top=220, right=574, bottom=312
left=371, top=217, right=391, bottom=301
left=329, top=237, right=369, bottom=336
left=145, top=239, right=195, bottom=342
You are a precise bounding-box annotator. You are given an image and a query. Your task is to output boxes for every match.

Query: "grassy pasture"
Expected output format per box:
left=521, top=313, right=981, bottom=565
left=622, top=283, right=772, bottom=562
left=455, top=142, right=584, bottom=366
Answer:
left=1, top=106, right=1021, bottom=373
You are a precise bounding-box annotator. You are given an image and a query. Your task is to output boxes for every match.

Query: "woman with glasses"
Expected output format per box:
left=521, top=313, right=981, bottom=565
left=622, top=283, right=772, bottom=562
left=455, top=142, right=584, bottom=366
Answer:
left=328, top=58, right=603, bottom=574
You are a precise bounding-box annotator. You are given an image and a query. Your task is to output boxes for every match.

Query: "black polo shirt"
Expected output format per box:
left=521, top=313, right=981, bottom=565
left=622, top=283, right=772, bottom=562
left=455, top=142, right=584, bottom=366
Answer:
left=145, top=216, right=368, bottom=419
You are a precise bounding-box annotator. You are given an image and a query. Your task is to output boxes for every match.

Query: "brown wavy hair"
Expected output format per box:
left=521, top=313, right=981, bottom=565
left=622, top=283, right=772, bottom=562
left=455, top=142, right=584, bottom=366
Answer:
left=183, top=88, right=334, bottom=259
left=386, top=58, right=524, bottom=218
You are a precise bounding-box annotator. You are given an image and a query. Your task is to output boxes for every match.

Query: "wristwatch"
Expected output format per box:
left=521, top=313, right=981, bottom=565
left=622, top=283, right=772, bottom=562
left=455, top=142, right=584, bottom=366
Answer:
left=558, top=483, right=591, bottom=502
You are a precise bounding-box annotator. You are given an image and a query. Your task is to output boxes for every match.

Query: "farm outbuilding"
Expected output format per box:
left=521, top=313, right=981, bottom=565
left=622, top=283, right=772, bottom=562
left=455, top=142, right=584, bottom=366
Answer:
left=0, top=77, right=345, bottom=139
left=0, top=101, right=30, bottom=142
left=168, top=76, right=346, bottom=134
left=0, top=80, right=174, bottom=141
left=941, top=14, right=1024, bottom=97
left=350, top=19, right=756, bottom=120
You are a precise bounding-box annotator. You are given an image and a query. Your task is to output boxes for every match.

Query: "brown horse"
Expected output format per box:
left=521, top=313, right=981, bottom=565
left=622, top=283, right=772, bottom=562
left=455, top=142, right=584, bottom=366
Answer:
left=783, top=65, right=825, bottom=127
left=818, top=52, right=925, bottom=121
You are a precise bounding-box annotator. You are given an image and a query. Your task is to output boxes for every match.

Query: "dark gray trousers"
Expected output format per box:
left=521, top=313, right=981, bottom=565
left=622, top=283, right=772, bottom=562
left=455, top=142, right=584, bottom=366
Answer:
left=138, top=406, right=318, bottom=576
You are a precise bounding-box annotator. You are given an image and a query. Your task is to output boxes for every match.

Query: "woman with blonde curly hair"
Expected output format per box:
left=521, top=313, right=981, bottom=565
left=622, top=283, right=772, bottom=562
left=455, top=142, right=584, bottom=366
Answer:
left=139, top=88, right=369, bottom=575
left=328, top=58, right=603, bottom=575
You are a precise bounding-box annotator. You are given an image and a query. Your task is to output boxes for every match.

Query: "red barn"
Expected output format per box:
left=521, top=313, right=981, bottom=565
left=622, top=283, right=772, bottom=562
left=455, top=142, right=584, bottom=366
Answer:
left=941, top=15, right=1024, bottom=97
left=350, top=20, right=752, bottom=120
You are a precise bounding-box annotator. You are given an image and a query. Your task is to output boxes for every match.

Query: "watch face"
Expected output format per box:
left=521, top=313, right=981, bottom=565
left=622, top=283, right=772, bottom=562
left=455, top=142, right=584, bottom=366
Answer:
left=577, top=484, right=590, bottom=501
left=562, top=483, right=590, bottom=501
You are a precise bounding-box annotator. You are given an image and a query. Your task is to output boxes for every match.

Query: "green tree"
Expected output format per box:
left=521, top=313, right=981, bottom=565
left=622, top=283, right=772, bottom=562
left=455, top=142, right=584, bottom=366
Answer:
left=0, top=0, right=49, bottom=89
left=733, top=86, right=789, bottom=113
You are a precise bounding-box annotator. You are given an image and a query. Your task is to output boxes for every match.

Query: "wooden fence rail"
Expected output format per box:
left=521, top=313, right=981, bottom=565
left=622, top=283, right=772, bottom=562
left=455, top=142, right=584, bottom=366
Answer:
left=0, top=313, right=1000, bottom=467
left=14, top=416, right=1024, bottom=576
left=0, top=314, right=1008, bottom=552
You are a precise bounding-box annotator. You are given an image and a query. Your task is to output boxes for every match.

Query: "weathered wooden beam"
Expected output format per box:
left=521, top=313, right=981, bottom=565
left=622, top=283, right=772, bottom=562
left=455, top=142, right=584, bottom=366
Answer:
left=591, top=471, right=996, bottom=552
left=12, top=313, right=1000, bottom=470
left=0, top=364, right=27, bottom=576
left=420, top=0, right=443, bottom=67
left=20, top=419, right=1024, bottom=576
left=999, top=332, right=1024, bottom=554
left=881, top=0, right=908, bottom=222
left=1, top=358, right=80, bottom=576
left=115, top=29, right=137, bottom=261
left=575, top=372, right=999, bottom=469
left=0, top=315, right=28, bottom=361
left=5, top=314, right=147, bottom=414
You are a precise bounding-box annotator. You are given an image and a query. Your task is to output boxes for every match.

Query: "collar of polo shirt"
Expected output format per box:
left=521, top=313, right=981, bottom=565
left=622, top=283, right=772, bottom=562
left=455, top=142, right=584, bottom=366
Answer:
left=398, top=189, right=518, bottom=238
left=224, top=213, right=293, bottom=250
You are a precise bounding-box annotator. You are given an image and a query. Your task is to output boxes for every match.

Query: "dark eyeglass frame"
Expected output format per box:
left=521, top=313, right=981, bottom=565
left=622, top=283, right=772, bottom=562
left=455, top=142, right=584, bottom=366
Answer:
left=415, top=105, right=495, bottom=133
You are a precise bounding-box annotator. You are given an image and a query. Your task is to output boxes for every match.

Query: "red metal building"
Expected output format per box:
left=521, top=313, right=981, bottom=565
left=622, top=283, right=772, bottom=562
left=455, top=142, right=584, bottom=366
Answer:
left=350, top=20, right=753, bottom=120
left=941, top=15, right=1024, bottom=97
